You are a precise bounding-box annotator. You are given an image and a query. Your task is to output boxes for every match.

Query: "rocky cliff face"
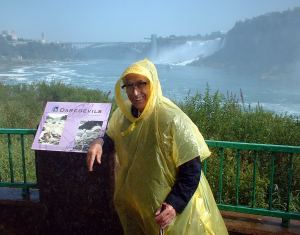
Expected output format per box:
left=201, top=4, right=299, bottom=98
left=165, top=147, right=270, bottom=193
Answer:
left=194, top=7, right=300, bottom=74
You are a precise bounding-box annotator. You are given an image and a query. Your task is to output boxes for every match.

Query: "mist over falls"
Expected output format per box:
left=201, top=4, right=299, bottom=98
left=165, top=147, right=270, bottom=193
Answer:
left=77, top=35, right=225, bottom=66
left=153, top=38, right=223, bottom=65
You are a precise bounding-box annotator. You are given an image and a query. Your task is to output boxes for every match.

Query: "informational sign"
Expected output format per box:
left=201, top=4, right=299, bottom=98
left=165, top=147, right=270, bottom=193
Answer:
left=31, top=102, right=112, bottom=153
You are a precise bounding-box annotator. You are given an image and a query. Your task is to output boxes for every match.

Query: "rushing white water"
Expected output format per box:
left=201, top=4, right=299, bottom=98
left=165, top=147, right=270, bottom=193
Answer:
left=154, top=38, right=223, bottom=65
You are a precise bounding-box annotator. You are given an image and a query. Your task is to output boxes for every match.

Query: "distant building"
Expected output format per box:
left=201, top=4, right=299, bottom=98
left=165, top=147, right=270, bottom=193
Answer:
left=41, top=32, right=46, bottom=44
left=1, top=30, right=9, bottom=36
left=10, top=30, right=17, bottom=40
left=1, top=30, right=18, bottom=41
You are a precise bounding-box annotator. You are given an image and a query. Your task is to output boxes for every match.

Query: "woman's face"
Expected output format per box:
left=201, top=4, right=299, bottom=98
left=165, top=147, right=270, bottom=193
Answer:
left=123, top=73, right=150, bottom=112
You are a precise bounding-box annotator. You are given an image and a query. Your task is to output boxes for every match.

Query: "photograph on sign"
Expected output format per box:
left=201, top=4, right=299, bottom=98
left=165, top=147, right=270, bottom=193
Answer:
left=38, top=113, right=68, bottom=145
left=32, top=102, right=111, bottom=153
left=73, top=120, right=104, bottom=152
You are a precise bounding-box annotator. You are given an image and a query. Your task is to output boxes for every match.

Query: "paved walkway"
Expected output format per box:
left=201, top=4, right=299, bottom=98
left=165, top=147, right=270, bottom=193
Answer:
left=222, top=211, right=300, bottom=235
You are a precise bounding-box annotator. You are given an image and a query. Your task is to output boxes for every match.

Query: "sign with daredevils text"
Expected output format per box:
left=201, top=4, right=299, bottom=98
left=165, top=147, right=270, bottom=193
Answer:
left=31, top=102, right=111, bottom=153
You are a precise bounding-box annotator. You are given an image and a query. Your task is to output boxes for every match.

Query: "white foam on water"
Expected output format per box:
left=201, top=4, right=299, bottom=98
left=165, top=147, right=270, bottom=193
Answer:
left=172, top=58, right=200, bottom=66
left=11, top=66, right=30, bottom=72
left=0, top=73, right=23, bottom=77
left=248, top=102, right=300, bottom=116
left=154, top=38, right=223, bottom=65
left=58, top=69, right=76, bottom=75
left=32, top=71, right=49, bottom=75
left=12, top=68, right=26, bottom=73
left=14, top=77, right=28, bottom=81
left=51, top=67, right=64, bottom=72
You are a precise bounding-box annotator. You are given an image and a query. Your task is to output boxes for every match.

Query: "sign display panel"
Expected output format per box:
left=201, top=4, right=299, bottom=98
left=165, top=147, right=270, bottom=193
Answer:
left=32, top=102, right=111, bottom=153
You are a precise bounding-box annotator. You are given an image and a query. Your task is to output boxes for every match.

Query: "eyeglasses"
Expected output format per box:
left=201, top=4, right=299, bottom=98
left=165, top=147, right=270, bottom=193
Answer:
left=121, top=81, right=148, bottom=91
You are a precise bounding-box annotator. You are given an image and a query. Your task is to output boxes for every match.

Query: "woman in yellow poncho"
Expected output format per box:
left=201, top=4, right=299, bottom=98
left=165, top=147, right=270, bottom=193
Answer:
left=87, top=59, right=228, bottom=235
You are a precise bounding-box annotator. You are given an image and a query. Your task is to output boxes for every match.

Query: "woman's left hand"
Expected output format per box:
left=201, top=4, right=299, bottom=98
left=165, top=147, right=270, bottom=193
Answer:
left=155, top=203, right=176, bottom=229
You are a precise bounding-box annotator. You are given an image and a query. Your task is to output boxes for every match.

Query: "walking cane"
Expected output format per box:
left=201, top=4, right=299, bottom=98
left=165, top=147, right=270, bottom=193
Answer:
left=158, top=204, right=166, bottom=235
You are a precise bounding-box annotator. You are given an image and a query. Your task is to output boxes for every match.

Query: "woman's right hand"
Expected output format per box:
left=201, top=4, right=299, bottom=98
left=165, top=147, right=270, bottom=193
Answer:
left=87, top=138, right=103, bottom=171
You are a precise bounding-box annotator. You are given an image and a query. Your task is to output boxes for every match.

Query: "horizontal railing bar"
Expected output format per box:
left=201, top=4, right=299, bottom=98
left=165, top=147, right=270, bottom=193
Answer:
left=1, top=128, right=299, bottom=153
left=218, top=204, right=300, bottom=220
left=206, top=140, right=300, bottom=153
left=0, top=128, right=36, bottom=135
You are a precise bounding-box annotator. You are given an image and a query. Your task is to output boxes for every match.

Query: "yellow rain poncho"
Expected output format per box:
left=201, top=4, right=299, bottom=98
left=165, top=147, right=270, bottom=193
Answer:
left=106, top=59, right=228, bottom=235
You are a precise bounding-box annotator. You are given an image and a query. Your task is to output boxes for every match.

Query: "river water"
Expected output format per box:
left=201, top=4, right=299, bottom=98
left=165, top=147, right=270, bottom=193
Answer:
left=1, top=59, right=299, bottom=116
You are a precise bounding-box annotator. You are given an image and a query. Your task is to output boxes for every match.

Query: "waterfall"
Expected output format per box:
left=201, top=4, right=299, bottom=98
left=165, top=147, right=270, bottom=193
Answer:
left=154, top=38, right=224, bottom=65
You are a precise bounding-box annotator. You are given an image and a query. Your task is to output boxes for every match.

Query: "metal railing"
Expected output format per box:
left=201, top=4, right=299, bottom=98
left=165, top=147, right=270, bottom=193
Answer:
left=205, top=140, right=300, bottom=227
left=0, top=128, right=299, bottom=227
left=0, top=128, right=37, bottom=199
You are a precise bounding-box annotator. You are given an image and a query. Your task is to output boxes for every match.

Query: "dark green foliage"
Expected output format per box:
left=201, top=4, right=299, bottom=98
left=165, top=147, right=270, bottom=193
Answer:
left=178, top=88, right=300, bottom=212
left=179, top=87, right=300, bottom=145
left=0, top=82, right=113, bottom=128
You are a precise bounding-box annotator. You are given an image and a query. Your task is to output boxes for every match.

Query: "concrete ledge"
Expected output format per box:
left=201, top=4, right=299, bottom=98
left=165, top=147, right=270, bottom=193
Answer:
left=0, top=187, right=39, bottom=201
left=222, top=211, right=300, bottom=235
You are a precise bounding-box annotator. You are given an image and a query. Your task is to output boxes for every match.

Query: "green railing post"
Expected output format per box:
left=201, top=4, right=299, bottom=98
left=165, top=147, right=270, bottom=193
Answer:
left=203, top=159, right=207, bottom=176
left=217, top=148, right=224, bottom=204
left=7, top=133, right=15, bottom=183
left=268, top=155, right=275, bottom=210
left=21, top=134, right=27, bottom=183
left=235, top=149, right=241, bottom=205
left=282, top=154, right=294, bottom=227
left=20, top=134, right=31, bottom=200
left=0, top=146, right=2, bottom=182
left=251, top=152, right=257, bottom=208
left=22, top=187, right=30, bottom=200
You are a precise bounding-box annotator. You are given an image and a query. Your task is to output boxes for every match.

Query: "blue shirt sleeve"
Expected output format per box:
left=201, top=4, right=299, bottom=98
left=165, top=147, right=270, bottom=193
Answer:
left=165, top=157, right=201, bottom=213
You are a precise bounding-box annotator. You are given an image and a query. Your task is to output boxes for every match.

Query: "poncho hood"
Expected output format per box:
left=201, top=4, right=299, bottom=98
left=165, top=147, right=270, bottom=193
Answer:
left=115, top=58, right=162, bottom=123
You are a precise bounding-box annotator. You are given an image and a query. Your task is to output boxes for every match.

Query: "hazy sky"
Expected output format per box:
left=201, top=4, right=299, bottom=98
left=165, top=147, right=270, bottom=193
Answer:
left=1, top=0, right=300, bottom=42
